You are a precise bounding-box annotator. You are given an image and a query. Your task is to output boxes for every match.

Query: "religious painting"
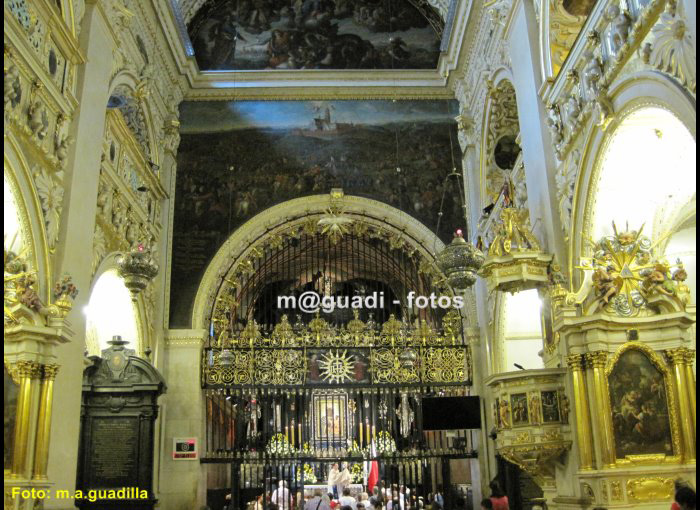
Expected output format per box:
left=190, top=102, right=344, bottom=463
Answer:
left=510, top=393, right=529, bottom=426
left=188, top=0, right=442, bottom=71
left=541, top=390, right=561, bottom=423
left=312, top=391, right=350, bottom=447
left=608, top=349, right=674, bottom=458
left=307, top=349, right=370, bottom=385
left=4, top=365, right=18, bottom=470
left=171, top=99, right=462, bottom=326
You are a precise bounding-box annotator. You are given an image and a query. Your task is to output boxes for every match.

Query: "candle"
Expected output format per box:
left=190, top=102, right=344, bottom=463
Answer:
left=372, top=425, right=376, bottom=439
left=291, top=421, right=295, bottom=446
left=298, top=423, right=302, bottom=446
left=365, top=422, right=370, bottom=443
left=285, top=426, right=289, bottom=439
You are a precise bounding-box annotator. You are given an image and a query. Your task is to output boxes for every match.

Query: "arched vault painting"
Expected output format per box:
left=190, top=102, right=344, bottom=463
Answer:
left=188, top=0, right=443, bottom=70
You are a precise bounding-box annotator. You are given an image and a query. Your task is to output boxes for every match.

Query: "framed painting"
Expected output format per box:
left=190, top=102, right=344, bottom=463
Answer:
left=541, top=390, right=561, bottom=423
left=607, top=344, right=677, bottom=461
left=510, top=393, right=529, bottom=426
left=312, top=391, right=350, bottom=447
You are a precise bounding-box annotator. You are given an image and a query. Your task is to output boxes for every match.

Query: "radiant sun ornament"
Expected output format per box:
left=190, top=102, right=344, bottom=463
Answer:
left=578, top=223, right=685, bottom=317
left=319, top=349, right=355, bottom=384
left=317, top=207, right=353, bottom=245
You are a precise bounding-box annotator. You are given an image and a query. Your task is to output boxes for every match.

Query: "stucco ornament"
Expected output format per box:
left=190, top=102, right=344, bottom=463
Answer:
left=33, top=165, right=64, bottom=248
left=646, top=6, right=696, bottom=93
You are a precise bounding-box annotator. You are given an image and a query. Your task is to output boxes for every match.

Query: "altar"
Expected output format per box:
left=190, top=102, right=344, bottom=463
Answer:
left=303, top=484, right=365, bottom=498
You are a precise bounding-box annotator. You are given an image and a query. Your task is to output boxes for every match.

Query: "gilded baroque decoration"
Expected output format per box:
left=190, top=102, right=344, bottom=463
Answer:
left=549, top=1, right=588, bottom=77
left=578, top=223, right=689, bottom=316
left=626, top=477, right=675, bottom=502
left=605, top=342, right=683, bottom=466
left=480, top=207, right=552, bottom=293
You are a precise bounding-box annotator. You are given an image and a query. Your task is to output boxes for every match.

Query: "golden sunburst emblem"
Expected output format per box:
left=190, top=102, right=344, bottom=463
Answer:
left=318, top=349, right=355, bottom=384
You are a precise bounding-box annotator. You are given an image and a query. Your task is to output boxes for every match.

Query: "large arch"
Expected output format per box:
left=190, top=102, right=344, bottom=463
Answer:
left=84, top=253, right=149, bottom=357
left=4, top=134, right=52, bottom=301
left=191, top=194, right=449, bottom=330
left=569, top=70, right=696, bottom=284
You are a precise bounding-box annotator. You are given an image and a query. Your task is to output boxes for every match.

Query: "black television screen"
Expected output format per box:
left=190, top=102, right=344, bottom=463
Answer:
left=421, top=396, right=481, bottom=430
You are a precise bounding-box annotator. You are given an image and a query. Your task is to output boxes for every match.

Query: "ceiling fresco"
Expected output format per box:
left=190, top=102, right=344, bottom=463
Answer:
left=188, top=0, right=443, bottom=70
left=169, top=99, right=462, bottom=326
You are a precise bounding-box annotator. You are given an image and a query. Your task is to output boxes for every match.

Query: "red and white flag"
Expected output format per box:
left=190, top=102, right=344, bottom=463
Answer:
left=366, top=440, right=379, bottom=493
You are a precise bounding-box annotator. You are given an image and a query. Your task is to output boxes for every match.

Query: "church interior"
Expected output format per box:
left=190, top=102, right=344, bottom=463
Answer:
left=4, top=0, right=697, bottom=509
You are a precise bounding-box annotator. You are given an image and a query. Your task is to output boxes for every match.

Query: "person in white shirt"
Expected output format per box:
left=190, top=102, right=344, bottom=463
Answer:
left=339, top=488, right=357, bottom=510
left=271, top=480, right=290, bottom=510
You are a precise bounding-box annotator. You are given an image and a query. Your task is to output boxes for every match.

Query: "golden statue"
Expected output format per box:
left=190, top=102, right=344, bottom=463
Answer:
left=488, top=208, right=541, bottom=257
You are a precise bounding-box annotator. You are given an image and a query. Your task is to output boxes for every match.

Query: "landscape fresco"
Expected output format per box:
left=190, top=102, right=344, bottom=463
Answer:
left=188, top=0, right=441, bottom=70
left=170, top=99, right=462, bottom=326
left=609, top=350, right=674, bottom=459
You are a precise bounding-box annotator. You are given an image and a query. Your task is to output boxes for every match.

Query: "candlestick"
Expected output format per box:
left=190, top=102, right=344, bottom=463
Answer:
left=359, top=422, right=364, bottom=447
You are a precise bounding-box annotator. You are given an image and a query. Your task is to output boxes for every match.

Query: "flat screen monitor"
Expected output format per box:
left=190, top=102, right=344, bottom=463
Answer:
left=421, top=396, right=481, bottom=430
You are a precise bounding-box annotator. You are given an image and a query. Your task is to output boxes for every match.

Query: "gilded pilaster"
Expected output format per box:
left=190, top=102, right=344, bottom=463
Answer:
left=665, top=348, right=696, bottom=462
left=585, top=351, right=616, bottom=467
left=32, top=364, right=60, bottom=480
left=9, top=361, right=42, bottom=478
left=566, top=354, right=594, bottom=469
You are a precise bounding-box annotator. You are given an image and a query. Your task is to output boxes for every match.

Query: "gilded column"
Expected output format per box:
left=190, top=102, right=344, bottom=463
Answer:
left=586, top=351, right=616, bottom=467
left=665, top=348, right=696, bottom=462
left=10, top=361, right=42, bottom=478
left=566, top=354, right=594, bottom=470
left=32, top=364, right=60, bottom=480
left=683, top=350, right=696, bottom=431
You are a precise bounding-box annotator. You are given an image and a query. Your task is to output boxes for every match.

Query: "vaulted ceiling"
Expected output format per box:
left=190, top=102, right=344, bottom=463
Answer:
left=184, top=0, right=445, bottom=71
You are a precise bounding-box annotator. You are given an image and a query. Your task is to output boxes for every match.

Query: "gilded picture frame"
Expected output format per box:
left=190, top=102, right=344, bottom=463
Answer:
left=605, top=342, right=683, bottom=466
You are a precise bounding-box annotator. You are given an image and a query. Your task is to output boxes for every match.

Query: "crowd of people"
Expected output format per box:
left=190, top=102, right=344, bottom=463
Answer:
left=221, top=478, right=697, bottom=510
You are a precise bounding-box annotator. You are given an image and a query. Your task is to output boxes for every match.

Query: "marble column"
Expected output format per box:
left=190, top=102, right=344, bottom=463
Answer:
left=45, top=2, right=113, bottom=505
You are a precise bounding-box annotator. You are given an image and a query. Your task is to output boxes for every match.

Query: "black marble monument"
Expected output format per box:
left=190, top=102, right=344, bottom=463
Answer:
left=76, top=336, right=166, bottom=510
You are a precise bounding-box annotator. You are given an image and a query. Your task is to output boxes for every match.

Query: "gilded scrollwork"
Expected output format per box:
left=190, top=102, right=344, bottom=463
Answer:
left=422, top=347, right=467, bottom=383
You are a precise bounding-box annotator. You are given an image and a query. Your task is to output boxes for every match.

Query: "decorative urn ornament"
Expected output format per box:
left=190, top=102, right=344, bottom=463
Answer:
left=117, top=243, right=159, bottom=301
left=436, top=229, right=485, bottom=290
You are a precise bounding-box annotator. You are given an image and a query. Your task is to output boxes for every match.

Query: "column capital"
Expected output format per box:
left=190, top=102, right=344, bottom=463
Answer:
left=585, top=351, right=608, bottom=369
left=565, top=353, right=585, bottom=369
left=10, top=360, right=44, bottom=379
left=43, top=364, right=60, bottom=381
left=665, top=347, right=694, bottom=366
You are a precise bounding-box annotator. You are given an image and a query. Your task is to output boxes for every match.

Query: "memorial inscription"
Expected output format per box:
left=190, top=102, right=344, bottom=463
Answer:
left=90, top=417, right=139, bottom=487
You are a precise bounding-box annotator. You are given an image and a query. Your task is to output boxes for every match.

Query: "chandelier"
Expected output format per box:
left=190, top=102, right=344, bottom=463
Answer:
left=117, top=243, right=159, bottom=301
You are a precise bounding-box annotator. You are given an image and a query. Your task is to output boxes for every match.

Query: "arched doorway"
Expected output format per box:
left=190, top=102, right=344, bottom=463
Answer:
left=84, top=269, right=141, bottom=356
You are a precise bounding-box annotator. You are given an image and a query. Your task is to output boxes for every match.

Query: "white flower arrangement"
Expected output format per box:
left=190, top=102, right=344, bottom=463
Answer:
left=265, top=433, right=296, bottom=455
left=295, top=463, right=318, bottom=484
left=350, top=463, right=365, bottom=483
left=374, top=431, right=397, bottom=455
